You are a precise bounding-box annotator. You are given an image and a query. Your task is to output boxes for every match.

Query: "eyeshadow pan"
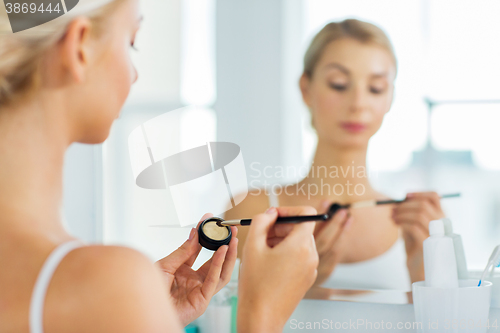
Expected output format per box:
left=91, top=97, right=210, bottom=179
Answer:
left=202, top=221, right=229, bottom=240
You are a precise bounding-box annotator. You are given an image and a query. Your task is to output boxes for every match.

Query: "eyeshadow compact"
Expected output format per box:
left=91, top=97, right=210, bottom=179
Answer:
left=198, top=217, right=232, bottom=251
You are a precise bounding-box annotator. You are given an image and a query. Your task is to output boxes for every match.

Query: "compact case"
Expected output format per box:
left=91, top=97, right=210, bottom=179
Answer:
left=198, top=217, right=232, bottom=251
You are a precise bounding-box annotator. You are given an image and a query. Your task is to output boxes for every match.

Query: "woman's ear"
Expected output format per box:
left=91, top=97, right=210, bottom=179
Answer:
left=299, top=73, right=317, bottom=130
left=59, top=17, right=93, bottom=83
left=299, top=73, right=312, bottom=108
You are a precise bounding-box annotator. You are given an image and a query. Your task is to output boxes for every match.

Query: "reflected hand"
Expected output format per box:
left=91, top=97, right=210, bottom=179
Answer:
left=392, top=192, right=445, bottom=282
left=155, top=213, right=238, bottom=326
left=312, top=200, right=352, bottom=286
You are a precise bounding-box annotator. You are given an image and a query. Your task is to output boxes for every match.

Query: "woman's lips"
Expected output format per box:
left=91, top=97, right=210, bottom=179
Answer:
left=340, top=122, right=367, bottom=133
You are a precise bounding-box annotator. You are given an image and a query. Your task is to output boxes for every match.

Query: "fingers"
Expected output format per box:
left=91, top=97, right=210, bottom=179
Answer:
left=198, top=212, right=214, bottom=225
left=275, top=205, right=318, bottom=217
left=248, top=206, right=318, bottom=250
left=402, top=223, right=430, bottom=242
left=267, top=223, right=294, bottom=239
left=267, top=236, right=285, bottom=248
left=216, top=228, right=239, bottom=292
left=319, top=200, right=331, bottom=214
left=160, top=227, right=200, bottom=274
left=392, top=195, right=444, bottom=234
left=196, top=226, right=238, bottom=294
left=267, top=205, right=318, bottom=239
left=314, top=201, right=336, bottom=235
left=392, top=211, right=430, bottom=235
left=393, top=200, right=438, bottom=219
left=185, top=229, right=203, bottom=267
left=246, top=207, right=279, bottom=248
left=406, top=192, right=442, bottom=210
left=200, top=245, right=229, bottom=299
left=185, top=213, right=214, bottom=267
left=314, top=209, right=349, bottom=252
left=279, top=215, right=316, bottom=248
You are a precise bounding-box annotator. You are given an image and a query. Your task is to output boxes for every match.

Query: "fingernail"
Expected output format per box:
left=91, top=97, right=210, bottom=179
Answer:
left=344, top=217, right=353, bottom=230
left=407, top=193, right=414, bottom=198
left=266, top=207, right=277, bottom=214
left=189, top=228, right=196, bottom=240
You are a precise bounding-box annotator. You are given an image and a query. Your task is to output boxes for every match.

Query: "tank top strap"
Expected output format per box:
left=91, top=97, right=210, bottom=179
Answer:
left=30, top=240, right=84, bottom=333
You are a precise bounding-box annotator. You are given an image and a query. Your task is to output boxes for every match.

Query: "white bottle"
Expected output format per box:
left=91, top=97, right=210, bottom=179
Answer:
left=424, top=219, right=459, bottom=288
left=442, top=218, right=468, bottom=279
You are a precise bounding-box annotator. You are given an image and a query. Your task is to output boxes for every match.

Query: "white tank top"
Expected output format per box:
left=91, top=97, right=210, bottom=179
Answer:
left=267, top=191, right=412, bottom=291
left=30, top=240, right=84, bottom=333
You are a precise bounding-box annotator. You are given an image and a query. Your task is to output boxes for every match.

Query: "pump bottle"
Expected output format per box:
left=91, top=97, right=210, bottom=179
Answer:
left=423, top=219, right=459, bottom=288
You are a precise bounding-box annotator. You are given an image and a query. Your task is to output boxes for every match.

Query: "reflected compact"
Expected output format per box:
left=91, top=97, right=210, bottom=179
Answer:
left=198, top=217, right=232, bottom=251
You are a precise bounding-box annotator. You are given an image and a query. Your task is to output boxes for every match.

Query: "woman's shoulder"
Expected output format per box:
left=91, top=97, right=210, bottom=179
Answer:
left=61, top=244, right=157, bottom=286
left=45, top=244, right=180, bottom=333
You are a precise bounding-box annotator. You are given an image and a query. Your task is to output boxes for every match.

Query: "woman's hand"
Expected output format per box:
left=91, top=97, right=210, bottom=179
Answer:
left=237, top=206, right=319, bottom=333
left=155, top=213, right=238, bottom=326
left=391, top=192, right=445, bottom=282
left=312, top=200, right=352, bottom=286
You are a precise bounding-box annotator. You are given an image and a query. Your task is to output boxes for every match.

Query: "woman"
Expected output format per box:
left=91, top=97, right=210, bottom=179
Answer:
left=0, top=0, right=319, bottom=332
left=226, top=19, right=445, bottom=290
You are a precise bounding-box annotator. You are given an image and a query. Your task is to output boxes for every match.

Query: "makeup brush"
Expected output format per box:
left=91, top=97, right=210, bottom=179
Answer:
left=218, top=213, right=330, bottom=226
left=345, top=192, right=461, bottom=209
left=217, top=193, right=460, bottom=226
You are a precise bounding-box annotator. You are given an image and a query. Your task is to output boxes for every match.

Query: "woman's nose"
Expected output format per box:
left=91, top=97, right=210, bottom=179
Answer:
left=132, top=66, right=139, bottom=84
left=349, top=86, right=369, bottom=113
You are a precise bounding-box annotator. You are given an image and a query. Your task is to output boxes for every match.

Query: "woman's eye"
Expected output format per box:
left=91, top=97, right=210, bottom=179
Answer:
left=370, top=87, right=385, bottom=94
left=329, top=83, right=347, bottom=91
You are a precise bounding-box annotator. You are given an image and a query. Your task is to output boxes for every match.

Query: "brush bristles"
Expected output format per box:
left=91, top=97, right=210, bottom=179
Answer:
left=350, top=200, right=377, bottom=209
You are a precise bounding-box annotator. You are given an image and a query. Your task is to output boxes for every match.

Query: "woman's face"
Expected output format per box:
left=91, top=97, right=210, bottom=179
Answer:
left=72, top=0, right=141, bottom=143
left=300, top=38, right=396, bottom=149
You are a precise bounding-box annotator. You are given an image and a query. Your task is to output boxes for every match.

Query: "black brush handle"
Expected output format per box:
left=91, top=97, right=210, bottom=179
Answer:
left=236, top=214, right=330, bottom=226
left=275, top=214, right=329, bottom=224
left=239, top=219, right=252, bottom=226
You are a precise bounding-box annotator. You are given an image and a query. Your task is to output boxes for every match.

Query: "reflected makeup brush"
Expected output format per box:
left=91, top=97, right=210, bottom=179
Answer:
left=345, top=192, right=460, bottom=209
left=217, top=193, right=460, bottom=226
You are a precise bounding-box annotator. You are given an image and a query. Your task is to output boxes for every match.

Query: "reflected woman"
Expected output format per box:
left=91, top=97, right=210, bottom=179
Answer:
left=0, top=0, right=318, bottom=332
left=226, top=19, right=445, bottom=290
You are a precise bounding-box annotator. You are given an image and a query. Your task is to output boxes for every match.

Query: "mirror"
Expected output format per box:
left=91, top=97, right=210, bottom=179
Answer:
left=102, top=0, right=500, bottom=302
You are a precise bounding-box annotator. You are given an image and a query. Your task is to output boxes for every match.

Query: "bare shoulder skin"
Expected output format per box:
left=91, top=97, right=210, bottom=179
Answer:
left=42, top=245, right=181, bottom=333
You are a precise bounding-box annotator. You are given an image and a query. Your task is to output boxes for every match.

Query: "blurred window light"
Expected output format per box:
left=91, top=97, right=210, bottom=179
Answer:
left=180, top=106, right=217, bottom=152
left=127, top=0, right=181, bottom=104
left=180, top=0, right=216, bottom=106
left=425, top=0, right=500, bottom=101
left=431, top=104, right=500, bottom=170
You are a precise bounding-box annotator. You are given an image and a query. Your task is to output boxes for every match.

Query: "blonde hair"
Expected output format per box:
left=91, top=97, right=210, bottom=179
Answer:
left=303, top=19, right=397, bottom=78
left=0, top=0, right=127, bottom=108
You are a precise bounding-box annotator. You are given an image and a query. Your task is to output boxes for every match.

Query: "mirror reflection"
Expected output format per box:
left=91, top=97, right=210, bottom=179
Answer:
left=100, top=0, right=500, bottom=298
